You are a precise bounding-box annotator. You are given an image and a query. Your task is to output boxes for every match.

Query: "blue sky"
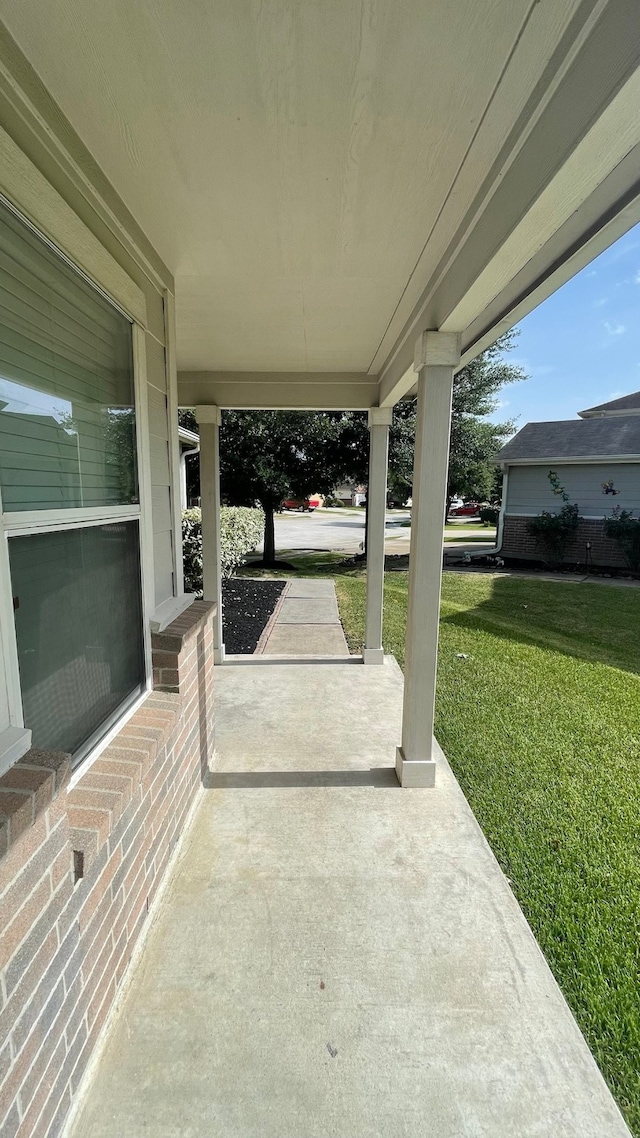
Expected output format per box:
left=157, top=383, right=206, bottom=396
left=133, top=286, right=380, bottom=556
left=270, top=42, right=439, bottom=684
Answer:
left=493, top=222, right=640, bottom=428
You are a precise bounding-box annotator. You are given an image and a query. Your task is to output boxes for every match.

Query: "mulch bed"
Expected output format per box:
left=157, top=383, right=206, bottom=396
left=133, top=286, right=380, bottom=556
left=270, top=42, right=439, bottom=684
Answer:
left=222, top=578, right=286, bottom=654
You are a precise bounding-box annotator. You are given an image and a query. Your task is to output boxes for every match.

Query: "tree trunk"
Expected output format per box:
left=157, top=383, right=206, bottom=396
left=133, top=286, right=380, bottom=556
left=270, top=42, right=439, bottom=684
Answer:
left=446, top=494, right=453, bottom=521
left=263, top=505, right=276, bottom=566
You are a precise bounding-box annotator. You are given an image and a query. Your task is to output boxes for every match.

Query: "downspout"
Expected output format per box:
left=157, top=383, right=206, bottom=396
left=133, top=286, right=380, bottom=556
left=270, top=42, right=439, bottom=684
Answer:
left=494, top=463, right=509, bottom=554
left=180, top=443, right=200, bottom=510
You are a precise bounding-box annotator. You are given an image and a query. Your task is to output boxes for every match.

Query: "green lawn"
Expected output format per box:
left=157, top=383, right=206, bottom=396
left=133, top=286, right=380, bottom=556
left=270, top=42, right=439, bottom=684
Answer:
left=443, top=534, right=497, bottom=543
left=335, top=569, right=640, bottom=1134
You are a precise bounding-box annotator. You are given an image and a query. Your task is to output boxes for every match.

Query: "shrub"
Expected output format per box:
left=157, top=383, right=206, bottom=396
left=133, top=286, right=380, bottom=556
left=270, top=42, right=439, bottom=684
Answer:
left=182, top=506, right=264, bottom=594
left=604, top=508, right=640, bottom=573
left=527, top=503, right=581, bottom=566
left=479, top=505, right=499, bottom=526
left=324, top=495, right=345, bottom=508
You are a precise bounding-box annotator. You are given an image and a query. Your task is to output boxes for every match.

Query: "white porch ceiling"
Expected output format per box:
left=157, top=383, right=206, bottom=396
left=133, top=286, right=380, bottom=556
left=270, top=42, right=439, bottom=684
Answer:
left=1, top=0, right=639, bottom=405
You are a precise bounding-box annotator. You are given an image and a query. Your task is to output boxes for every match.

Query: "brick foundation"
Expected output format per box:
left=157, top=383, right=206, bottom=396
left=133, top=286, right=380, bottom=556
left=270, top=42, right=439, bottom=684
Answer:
left=501, top=514, right=629, bottom=569
left=0, top=600, right=215, bottom=1138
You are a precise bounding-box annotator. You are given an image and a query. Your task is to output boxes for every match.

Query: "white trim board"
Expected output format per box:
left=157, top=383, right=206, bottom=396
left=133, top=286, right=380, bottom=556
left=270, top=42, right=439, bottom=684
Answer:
left=504, top=511, right=616, bottom=520
left=501, top=456, right=640, bottom=466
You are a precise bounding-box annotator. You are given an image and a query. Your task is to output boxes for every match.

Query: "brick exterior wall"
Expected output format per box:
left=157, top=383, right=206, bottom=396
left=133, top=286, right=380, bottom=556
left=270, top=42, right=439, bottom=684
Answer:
left=501, top=514, right=629, bottom=568
left=0, top=600, right=215, bottom=1138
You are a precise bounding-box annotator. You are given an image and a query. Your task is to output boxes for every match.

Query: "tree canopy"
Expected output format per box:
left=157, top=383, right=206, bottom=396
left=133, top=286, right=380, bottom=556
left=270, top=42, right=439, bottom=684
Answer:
left=219, top=410, right=358, bottom=564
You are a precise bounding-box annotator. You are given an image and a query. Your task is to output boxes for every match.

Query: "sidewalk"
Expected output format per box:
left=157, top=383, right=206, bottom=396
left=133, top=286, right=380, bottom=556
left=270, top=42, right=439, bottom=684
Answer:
left=255, top=578, right=350, bottom=656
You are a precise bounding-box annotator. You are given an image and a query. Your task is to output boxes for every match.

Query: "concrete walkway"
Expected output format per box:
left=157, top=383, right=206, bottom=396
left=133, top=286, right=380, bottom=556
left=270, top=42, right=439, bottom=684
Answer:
left=65, top=659, right=629, bottom=1137
left=256, top=578, right=350, bottom=656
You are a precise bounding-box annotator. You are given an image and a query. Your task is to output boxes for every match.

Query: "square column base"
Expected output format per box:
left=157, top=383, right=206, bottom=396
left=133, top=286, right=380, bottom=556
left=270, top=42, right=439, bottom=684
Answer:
left=395, top=747, right=436, bottom=788
left=214, top=644, right=226, bottom=665
left=363, top=647, right=385, bottom=665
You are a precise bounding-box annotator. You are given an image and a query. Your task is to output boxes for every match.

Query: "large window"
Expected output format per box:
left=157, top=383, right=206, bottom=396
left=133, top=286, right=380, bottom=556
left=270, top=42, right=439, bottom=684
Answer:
left=0, top=196, right=146, bottom=768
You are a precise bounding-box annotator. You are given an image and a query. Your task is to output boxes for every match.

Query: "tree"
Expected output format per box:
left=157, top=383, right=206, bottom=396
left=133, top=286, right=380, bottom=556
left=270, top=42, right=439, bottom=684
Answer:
left=446, top=331, right=526, bottom=515
left=217, top=411, right=356, bottom=565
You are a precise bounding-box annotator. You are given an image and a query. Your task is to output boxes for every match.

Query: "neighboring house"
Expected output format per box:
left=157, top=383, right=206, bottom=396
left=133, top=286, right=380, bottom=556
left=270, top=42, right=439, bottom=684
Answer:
left=0, top=7, right=638, bottom=1137
left=333, top=483, right=367, bottom=506
left=494, top=392, right=640, bottom=567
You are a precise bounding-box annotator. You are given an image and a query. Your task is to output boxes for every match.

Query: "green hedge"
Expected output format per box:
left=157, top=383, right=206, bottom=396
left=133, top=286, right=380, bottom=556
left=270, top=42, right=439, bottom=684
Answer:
left=182, top=506, right=264, bottom=593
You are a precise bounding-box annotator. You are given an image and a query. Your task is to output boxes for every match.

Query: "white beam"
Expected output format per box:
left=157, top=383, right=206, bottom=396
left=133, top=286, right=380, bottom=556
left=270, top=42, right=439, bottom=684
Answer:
left=378, top=363, right=416, bottom=409
left=179, top=372, right=377, bottom=410
left=363, top=407, right=392, bottom=665
left=396, top=333, right=460, bottom=788
left=195, top=406, right=224, bottom=664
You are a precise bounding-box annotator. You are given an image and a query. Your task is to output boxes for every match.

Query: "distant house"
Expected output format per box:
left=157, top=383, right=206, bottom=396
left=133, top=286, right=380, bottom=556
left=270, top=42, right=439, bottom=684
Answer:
left=494, top=391, right=640, bottom=567
left=333, top=483, right=367, bottom=506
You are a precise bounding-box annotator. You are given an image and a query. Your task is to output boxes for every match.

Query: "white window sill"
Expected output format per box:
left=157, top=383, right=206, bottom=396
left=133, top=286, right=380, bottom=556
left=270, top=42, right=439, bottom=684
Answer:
left=150, top=593, right=196, bottom=633
left=0, top=726, right=32, bottom=779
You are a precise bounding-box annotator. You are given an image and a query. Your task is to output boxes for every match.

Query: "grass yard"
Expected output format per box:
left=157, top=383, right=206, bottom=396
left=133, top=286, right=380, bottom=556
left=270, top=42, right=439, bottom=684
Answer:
left=443, top=534, right=497, bottom=543
left=335, top=568, right=640, bottom=1135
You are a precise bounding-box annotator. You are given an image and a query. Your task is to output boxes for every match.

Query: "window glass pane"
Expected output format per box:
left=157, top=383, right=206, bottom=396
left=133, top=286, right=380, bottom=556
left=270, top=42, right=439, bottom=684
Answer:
left=0, top=199, right=137, bottom=512
left=9, top=521, right=145, bottom=757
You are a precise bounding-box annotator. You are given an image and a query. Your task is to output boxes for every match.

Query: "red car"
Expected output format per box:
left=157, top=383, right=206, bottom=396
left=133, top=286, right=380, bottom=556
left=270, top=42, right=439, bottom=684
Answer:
left=449, top=502, right=481, bottom=517
left=281, top=498, right=319, bottom=512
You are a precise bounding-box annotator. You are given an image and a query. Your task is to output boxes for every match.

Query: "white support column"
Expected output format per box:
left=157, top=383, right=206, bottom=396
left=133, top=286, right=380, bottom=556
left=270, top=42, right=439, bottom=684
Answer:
left=364, top=406, right=393, bottom=664
left=195, top=406, right=225, bottom=664
left=396, top=331, right=461, bottom=787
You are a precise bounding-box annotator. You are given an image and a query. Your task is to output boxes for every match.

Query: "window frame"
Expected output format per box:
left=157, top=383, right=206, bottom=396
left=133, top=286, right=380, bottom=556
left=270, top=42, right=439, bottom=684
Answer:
left=0, top=201, right=154, bottom=778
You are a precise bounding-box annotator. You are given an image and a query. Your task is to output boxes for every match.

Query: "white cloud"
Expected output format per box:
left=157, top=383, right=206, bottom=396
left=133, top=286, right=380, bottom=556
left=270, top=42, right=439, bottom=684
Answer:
left=585, top=269, right=597, bottom=278
left=604, top=320, right=625, bottom=336
left=593, top=297, right=608, bottom=308
left=635, top=270, right=640, bottom=284
left=606, top=390, right=627, bottom=400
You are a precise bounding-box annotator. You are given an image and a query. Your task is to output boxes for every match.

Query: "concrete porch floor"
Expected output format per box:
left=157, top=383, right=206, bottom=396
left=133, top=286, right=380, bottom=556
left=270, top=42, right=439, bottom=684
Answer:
left=66, top=659, right=629, bottom=1137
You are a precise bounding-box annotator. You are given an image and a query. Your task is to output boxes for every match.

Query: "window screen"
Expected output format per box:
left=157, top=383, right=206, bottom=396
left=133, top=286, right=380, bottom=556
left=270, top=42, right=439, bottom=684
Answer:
left=9, top=522, right=145, bottom=758
left=0, top=199, right=137, bottom=512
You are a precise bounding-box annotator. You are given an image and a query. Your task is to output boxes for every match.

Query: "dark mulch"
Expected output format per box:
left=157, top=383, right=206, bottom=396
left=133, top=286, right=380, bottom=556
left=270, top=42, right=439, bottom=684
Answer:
left=222, top=578, right=286, bottom=654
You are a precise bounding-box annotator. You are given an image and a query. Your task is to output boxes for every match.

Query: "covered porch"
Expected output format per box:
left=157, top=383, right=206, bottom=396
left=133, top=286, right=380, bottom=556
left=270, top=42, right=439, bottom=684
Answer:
left=64, top=657, right=629, bottom=1137
left=0, top=2, right=639, bottom=1134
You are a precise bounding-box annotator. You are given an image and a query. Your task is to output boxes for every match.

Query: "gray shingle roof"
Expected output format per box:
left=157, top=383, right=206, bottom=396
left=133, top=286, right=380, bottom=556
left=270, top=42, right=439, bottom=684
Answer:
left=579, top=390, right=640, bottom=416
left=494, top=415, right=640, bottom=463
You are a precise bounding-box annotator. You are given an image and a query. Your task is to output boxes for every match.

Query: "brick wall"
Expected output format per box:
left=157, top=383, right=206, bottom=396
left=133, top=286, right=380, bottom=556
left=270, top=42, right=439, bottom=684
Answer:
left=0, top=600, right=215, bottom=1138
left=501, top=514, right=629, bottom=568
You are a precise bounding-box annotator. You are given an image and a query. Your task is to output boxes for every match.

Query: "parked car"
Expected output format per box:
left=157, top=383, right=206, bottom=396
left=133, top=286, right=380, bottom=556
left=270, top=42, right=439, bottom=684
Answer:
left=280, top=498, right=320, bottom=512
left=449, top=502, right=481, bottom=517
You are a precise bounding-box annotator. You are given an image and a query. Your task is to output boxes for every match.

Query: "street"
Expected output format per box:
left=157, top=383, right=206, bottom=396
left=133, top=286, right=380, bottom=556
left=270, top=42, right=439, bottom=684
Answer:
left=259, top=508, right=496, bottom=556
